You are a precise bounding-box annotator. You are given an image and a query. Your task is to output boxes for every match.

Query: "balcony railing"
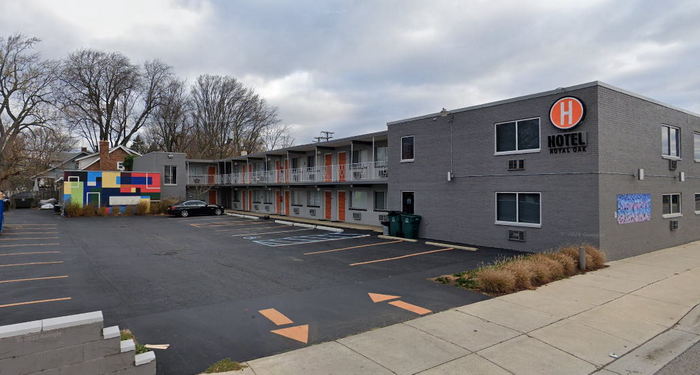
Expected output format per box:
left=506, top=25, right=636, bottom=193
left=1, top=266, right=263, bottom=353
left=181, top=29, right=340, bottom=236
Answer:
left=187, top=161, right=388, bottom=186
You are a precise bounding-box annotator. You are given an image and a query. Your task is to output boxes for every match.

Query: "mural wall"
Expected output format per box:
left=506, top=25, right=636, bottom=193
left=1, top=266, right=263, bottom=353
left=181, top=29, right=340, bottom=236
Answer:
left=63, top=171, right=161, bottom=208
left=616, top=193, right=652, bottom=224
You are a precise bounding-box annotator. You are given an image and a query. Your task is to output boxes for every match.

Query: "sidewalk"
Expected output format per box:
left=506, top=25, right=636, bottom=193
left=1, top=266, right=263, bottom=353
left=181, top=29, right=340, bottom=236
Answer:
left=238, top=241, right=700, bottom=375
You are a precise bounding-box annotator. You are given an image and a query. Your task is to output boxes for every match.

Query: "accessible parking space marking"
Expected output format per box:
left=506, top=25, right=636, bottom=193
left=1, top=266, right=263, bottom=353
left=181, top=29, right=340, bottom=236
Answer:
left=349, top=247, right=455, bottom=266
left=0, top=275, right=69, bottom=284
left=0, top=297, right=72, bottom=309
left=304, top=240, right=403, bottom=256
left=232, top=228, right=315, bottom=237
left=254, top=233, right=370, bottom=247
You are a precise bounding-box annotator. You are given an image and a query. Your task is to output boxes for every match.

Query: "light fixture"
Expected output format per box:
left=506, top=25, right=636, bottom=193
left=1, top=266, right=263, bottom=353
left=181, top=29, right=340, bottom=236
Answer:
left=167, top=154, right=173, bottom=159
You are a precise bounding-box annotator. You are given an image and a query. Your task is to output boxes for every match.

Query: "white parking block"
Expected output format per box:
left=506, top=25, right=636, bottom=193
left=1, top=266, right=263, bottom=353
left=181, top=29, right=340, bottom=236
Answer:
left=315, top=225, right=344, bottom=233
left=102, top=325, right=120, bottom=339
left=42, top=311, right=103, bottom=331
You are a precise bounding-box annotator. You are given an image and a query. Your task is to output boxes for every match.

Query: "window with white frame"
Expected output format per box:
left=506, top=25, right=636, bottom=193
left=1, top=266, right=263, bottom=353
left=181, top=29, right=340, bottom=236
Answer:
left=374, top=191, right=387, bottom=211
left=401, top=136, right=414, bottom=161
left=350, top=190, right=368, bottom=210
left=695, top=193, right=700, bottom=214
left=495, top=118, right=540, bottom=154
left=307, top=190, right=321, bottom=207
left=264, top=190, right=273, bottom=204
left=694, top=133, right=700, bottom=161
left=662, top=193, right=681, bottom=217
left=496, top=192, right=541, bottom=226
left=662, top=125, right=680, bottom=158
left=291, top=191, right=303, bottom=206
left=164, top=165, right=177, bottom=185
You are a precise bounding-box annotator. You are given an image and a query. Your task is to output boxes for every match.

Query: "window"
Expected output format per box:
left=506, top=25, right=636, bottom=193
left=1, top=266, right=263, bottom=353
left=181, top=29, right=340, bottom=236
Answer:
left=350, top=191, right=368, bottom=210
left=307, top=155, right=315, bottom=168
left=253, top=191, right=263, bottom=203
left=375, top=146, right=388, bottom=165
left=164, top=165, right=177, bottom=185
left=291, top=158, right=298, bottom=169
left=694, top=133, right=700, bottom=161
left=662, top=193, right=682, bottom=217
left=264, top=191, right=273, bottom=204
left=291, top=191, right=303, bottom=206
left=233, top=190, right=241, bottom=203
left=695, top=193, right=700, bottom=214
left=496, top=192, right=541, bottom=227
left=374, top=191, right=387, bottom=211
left=495, top=118, right=540, bottom=154
left=401, top=136, right=414, bottom=161
left=662, top=125, right=680, bottom=158
left=307, top=190, right=321, bottom=207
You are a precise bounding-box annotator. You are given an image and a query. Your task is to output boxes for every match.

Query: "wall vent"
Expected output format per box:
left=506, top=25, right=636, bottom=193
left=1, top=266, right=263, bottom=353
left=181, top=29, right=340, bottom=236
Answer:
left=253, top=204, right=259, bottom=211
left=352, top=212, right=362, bottom=221
left=508, top=230, right=525, bottom=242
left=508, top=159, right=525, bottom=171
left=378, top=214, right=388, bottom=222
left=670, top=220, right=679, bottom=231
left=309, top=209, right=316, bottom=217
left=293, top=207, right=300, bottom=215
left=669, top=159, right=678, bottom=171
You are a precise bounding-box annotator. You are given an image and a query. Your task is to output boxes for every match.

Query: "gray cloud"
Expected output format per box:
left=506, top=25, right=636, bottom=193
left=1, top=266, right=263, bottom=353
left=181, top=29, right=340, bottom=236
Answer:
left=1, top=0, right=699, bottom=143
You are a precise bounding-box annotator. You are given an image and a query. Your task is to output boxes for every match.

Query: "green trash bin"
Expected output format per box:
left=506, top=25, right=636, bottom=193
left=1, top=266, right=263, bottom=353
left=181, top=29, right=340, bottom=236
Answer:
left=401, top=214, right=422, bottom=239
left=388, top=211, right=402, bottom=237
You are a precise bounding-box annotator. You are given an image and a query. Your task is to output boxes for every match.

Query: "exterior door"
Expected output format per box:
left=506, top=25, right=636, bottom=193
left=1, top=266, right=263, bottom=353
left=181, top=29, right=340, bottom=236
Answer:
left=275, top=161, right=281, bottom=183
left=324, top=191, right=333, bottom=220
left=209, top=190, right=217, bottom=204
left=276, top=191, right=282, bottom=214
left=324, top=154, right=333, bottom=182
left=284, top=191, right=291, bottom=215
left=87, top=192, right=100, bottom=207
left=241, top=190, right=246, bottom=211
left=248, top=191, right=253, bottom=211
left=402, top=192, right=415, bottom=214
left=337, top=191, right=346, bottom=221
left=338, top=152, right=347, bottom=182
left=208, top=166, right=216, bottom=184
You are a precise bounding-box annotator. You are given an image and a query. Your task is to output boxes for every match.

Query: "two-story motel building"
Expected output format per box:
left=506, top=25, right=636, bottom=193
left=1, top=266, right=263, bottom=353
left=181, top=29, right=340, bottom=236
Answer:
left=135, top=81, right=700, bottom=260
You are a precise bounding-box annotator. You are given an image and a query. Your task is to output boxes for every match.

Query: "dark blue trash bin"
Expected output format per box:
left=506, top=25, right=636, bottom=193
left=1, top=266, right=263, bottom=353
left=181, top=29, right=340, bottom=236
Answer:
left=0, top=199, right=4, bottom=233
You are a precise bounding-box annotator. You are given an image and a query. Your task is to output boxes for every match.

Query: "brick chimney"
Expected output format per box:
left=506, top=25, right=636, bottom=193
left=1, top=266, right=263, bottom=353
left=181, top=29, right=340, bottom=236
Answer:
left=98, top=140, right=112, bottom=170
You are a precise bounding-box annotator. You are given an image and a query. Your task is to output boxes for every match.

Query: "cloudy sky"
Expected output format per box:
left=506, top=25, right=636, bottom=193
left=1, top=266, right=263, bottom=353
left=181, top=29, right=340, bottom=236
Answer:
left=1, top=0, right=699, bottom=144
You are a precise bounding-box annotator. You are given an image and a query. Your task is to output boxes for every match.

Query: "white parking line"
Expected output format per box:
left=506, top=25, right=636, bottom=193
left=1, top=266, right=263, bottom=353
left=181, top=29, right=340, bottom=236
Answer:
left=232, top=228, right=315, bottom=237
left=254, top=233, right=370, bottom=247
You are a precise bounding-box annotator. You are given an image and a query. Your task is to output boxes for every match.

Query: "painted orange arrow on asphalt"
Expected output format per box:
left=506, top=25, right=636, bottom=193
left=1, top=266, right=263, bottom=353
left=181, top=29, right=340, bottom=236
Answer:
left=271, top=324, right=309, bottom=344
left=389, top=300, right=432, bottom=315
left=259, top=308, right=294, bottom=326
left=368, top=293, right=400, bottom=303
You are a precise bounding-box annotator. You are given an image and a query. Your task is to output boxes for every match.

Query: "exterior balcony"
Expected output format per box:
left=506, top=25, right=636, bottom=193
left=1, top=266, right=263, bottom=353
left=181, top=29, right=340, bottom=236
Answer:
left=187, top=161, right=388, bottom=186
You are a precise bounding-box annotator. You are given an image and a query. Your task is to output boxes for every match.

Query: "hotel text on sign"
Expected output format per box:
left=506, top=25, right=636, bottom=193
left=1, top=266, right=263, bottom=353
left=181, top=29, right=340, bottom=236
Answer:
left=550, top=97, right=584, bottom=130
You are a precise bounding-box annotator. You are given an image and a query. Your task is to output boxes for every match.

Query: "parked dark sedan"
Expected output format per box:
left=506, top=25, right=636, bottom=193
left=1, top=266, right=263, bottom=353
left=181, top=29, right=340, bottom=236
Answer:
left=167, top=200, right=224, bottom=217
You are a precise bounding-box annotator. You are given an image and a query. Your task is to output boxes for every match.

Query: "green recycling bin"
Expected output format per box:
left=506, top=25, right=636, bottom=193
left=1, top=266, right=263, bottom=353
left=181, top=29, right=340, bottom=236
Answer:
left=401, top=214, right=422, bottom=239
left=388, top=211, right=402, bottom=237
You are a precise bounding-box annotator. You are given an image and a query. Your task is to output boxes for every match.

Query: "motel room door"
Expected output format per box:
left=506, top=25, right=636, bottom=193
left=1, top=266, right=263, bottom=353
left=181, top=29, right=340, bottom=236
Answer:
left=337, top=191, right=346, bottom=221
left=209, top=190, right=217, bottom=204
left=207, top=166, right=216, bottom=184
left=324, top=154, right=333, bottom=182
left=324, top=191, right=334, bottom=220
left=284, top=190, right=291, bottom=216
left=402, top=191, right=415, bottom=214
left=276, top=191, right=283, bottom=214
left=337, top=152, right=347, bottom=182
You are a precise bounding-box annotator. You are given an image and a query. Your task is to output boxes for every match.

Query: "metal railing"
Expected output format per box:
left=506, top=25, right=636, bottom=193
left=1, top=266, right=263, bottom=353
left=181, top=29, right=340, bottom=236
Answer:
left=187, top=161, right=388, bottom=186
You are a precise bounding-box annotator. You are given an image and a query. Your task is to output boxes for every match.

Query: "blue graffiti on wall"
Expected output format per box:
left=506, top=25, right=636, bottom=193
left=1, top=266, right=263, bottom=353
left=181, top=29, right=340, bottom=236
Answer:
left=616, top=194, right=652, bottom=224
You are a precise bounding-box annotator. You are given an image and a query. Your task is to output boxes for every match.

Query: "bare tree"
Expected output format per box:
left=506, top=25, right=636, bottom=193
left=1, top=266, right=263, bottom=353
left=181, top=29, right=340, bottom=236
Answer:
left=0, top=34, right=59, bottom=187
left=57, top=49, right=172, bottom=150
left=143, top=78, right=193, bottom=152
left=261, top=123, right=295, bottom=151
left=190, top=75, right=280, bottom=159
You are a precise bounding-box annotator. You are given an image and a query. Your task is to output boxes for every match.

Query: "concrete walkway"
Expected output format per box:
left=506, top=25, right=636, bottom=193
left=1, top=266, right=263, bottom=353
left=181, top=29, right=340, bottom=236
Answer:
left=237, top=241, right=700, bottom=375
left=225, top=209, right=384, bottom=232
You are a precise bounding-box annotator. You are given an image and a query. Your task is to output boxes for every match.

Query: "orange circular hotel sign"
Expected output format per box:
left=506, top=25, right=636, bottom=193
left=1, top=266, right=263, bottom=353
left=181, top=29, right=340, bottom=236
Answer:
left=550, top=97, right=584, bottom=130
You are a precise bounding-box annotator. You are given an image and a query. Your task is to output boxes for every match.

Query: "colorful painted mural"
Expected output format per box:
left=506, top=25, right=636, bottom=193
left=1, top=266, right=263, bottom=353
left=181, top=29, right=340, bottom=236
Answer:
left=616, top=193, right=652, bottom=224
left=63, top=171, right=161, bottom=208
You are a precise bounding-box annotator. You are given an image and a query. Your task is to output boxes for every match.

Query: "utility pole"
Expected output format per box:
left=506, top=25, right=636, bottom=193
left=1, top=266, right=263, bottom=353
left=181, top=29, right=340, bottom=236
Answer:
left=313, top=131, right=335, bottom=143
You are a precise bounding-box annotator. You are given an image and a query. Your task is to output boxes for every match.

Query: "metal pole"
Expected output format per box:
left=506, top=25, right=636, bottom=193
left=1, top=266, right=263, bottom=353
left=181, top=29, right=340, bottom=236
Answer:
left=579, top=246, right=586, bottom=271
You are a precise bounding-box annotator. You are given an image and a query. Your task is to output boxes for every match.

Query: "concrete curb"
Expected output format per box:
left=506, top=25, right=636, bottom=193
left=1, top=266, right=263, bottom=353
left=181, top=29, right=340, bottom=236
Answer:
left=315, top=225, right=344, bottom=233
left=378, top=235, right=417, bottom=242
left=425, top=241, right=477, bottom=251
left=274, top=220, right=295, bottom=226
left=227, top=213, right=260, bottom=220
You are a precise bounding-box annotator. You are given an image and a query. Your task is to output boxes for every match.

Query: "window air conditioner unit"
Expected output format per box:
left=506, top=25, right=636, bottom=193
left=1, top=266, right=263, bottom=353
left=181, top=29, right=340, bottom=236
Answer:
left=378, top=214, right=388, bottom=222
left=508, top=230, right=525, bottom=242
left=352, top=212, right=362, bottom=221
left=254, top=204, right=259, bottom=210
left=265, top=205, right=270, bottom=212
left=293, top=207, right=300, bottom=215
left=309, top=209, right=316, bottom=217
left=670, top=220, right=679, bottom=231
left=669, top=160, right=678, bottom=171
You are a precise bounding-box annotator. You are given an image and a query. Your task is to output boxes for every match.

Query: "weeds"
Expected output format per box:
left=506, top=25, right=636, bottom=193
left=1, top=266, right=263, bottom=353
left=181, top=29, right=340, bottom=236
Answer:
left=204, top=358, right=247, bottom=373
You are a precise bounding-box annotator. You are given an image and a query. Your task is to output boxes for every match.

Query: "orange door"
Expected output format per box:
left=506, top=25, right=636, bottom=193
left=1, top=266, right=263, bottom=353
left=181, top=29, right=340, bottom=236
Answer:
left=248, top=191, right=253, bottom=211
left=241, top=190, right=246, bottom=210
left=284, top=191, right=291, bottom=216
left=324, top=191, right=332, bottom=219
left=338, top=152, right=346, bottom=182
left=276, top=191, right=282, bottom=214
left=324, top=154, right=333, bottom=182
left=208, top=166, right=216, bottom=184
left=209, top=190, right=217, bottom=204
left=338, top=191, right=346, bottom=221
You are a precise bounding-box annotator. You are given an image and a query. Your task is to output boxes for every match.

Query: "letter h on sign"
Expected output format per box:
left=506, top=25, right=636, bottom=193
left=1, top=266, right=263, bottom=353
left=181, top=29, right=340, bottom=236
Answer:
left=550, top=97, right=584, bottom=130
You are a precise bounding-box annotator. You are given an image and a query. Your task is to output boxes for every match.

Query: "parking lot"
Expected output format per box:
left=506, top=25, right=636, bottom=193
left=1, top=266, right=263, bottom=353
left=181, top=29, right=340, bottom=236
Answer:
left=0, top=209, right=519, bottom=375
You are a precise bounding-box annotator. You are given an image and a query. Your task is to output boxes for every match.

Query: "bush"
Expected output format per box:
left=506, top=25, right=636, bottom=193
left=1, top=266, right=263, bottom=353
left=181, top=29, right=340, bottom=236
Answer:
left=502, top=259, right=534, bottom=290
left=583, top=244, right=606, bottom=269
left=135, top=201, right=149, bottom=216
left=548, top=252, right=577, bottom=276
left=64, top=202, right=83, bottom=217
left=477, top=268, right=516, bottom=294
left=205, top=358, right=246, bottom=373
left=530, top=254, right=566, bottom=281
left=124, top=205, right=135, bottom=216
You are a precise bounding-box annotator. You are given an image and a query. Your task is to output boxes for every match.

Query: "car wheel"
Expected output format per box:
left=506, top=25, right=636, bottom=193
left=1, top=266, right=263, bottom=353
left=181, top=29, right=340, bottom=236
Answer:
left=214, top=208, right=222, bottom=216
left=180, top=210, right=189, bottom=217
